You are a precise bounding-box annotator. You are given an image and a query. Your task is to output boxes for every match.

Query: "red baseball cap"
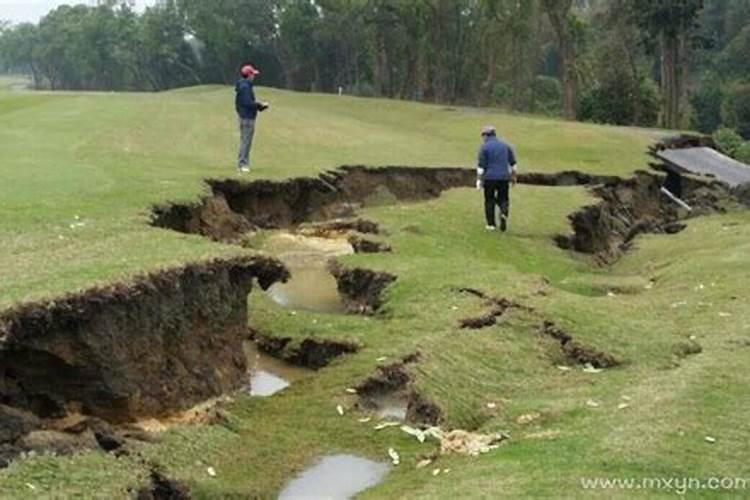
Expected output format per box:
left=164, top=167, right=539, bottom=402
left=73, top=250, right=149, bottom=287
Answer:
left=241, top=65, right=260, bottom=77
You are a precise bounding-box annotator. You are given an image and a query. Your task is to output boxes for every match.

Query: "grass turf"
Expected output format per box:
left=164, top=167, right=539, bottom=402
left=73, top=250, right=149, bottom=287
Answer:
left=2, top=85, right=748, bottom=499
left=0, top=85, right=652, bottom=309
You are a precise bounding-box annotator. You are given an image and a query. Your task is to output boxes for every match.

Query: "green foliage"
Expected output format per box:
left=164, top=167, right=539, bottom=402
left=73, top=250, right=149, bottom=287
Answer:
left=628, top=0, right=705, bottom=40
left=529, top=76, right=561, bottom=115
left=690, top=77, right=724, bottom=133
left=723, top=82, right=750, bottom=139
left=721, top=25, right=750, bottom=81
left=712, top=127, right=745, bottom=156
left=736, top=141, right=750, bottom=164
left=0, top=0, right=748, bottom=129
left=579, top=77, right=659, bottom=127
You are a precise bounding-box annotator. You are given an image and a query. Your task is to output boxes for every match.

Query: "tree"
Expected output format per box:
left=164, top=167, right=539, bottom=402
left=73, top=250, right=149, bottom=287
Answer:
left=629, top=0, right=704, bottom=129
left=542, top=0, right=580, bottom=119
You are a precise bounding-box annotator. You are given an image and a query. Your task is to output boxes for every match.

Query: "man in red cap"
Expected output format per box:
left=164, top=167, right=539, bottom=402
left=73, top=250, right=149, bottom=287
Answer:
left=235, top=64, right=269, bottom=173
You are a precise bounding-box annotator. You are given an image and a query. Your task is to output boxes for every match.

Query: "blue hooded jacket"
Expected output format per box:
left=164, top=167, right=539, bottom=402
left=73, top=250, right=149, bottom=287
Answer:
left=235, top=78, right=260, bottom=120
left=478, top=136, right=517, bottom=181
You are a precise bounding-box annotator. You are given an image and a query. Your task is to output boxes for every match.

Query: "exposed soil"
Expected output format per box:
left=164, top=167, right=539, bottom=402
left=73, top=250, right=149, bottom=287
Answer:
left=517, top=171, right=619, bottom=186
left=0, top=257, right=288, bottom=427
left=136, top=470, right=191, bottom=500
left=0, top=405, right=154, bottom=468
left=457, top=288, right=531, bottom=329
left=328, top=262, right=398, bottom=315
left=355, top=353, right=442, bottom=426
left=348, top=235, right=392, bottom=254
left=298, top=218, right=381, bottom=237
left=151, top=166, right=623, bottom=244
left=456, top=288, right=620, bottom=368
left=151, top=167, right=478, bottom=241
left=249, top=329, right=359, bottom=370
left=541, top=321, right=621, bottom=368
left=648, top=133, right=716, bottom=155
left=555, top=171, right=739, bottom=264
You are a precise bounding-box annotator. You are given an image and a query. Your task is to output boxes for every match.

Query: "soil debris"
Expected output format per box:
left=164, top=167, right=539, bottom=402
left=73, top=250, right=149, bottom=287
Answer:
left=542, top=321, right=621, bottom=368
left=0, top=257, right=287, bottom=426
left=136, top=470, right=191, bottom=500
left=456, top=288, right=530, bottom=330
left=438, top=429, right=508, bottom=456
left=328, top=263, right=397, bottom=314
left=299, top=218, right=381, bottom=237
left=672, top=340, right=703, bottom=359
left=152, top=166, right=632, bottom=244
left=555, top=171, right=741, bottom=264
left=356, top=353, right=442, bottom=426
left=348, top=235, right=393, bottom=254
left=249, top=329, right=359, bottom=370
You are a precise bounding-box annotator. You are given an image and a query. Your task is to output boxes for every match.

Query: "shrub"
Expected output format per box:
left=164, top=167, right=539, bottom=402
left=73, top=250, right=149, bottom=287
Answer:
left=735, top=142, right=750, bottom=165
left=722, top=82, right=750, bottom=139
left=578, top=76, right=659, bottom=126
left=529, top=76, right=561, bottom=115
left=690, top=78, right=724, bottom=134
left=712, top=127, right=744, bottom=156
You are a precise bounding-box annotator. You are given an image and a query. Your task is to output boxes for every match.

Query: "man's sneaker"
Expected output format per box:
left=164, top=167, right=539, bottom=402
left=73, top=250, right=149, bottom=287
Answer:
left=238, top=165, right=250, bottom=173
left=485, top=225, right=496, bottom=231
left=500, top=215, right=508, bottom=232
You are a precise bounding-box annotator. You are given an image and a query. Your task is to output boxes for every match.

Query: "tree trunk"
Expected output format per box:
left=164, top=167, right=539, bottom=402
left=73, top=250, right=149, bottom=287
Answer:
left=660, top=34, right=683, bottom=129
left=543, top=0, right=577, bottom=120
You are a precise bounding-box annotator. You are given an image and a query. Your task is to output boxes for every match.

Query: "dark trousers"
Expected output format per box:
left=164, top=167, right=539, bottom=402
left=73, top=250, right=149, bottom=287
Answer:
left=484, top=180, right=510, bottom=226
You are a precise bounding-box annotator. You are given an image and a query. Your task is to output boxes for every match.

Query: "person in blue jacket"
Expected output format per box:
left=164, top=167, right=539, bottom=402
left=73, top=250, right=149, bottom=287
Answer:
left=235, top=64, right=269, bottom=173
left=476, top=125, right=518, bottom=232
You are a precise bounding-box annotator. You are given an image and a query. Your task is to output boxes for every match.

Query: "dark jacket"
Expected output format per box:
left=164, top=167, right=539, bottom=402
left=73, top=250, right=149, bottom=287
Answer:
left=235, top=78, right=261, bottom=120
left=478, top=136, right=517, bottom=181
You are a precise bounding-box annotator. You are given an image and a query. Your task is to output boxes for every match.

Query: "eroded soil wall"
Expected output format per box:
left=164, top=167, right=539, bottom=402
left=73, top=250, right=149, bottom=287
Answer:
left=151, top=166, right=620, bottom=242
left=556, top=172, right=737, bottom=264
left=0, top=257, right=287, bottom=423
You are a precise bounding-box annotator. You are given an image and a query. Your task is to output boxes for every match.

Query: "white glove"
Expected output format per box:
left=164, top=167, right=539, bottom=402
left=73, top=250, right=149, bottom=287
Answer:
left=477, top=168, right=485, bottom=176
left=476, top=179, right=482, bottom=190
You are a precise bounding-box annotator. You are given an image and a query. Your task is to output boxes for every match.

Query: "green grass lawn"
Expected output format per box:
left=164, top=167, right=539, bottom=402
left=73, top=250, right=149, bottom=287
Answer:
left=0, top=85, right=651, bottom=309
left=2, top=86, right=748, bottom=499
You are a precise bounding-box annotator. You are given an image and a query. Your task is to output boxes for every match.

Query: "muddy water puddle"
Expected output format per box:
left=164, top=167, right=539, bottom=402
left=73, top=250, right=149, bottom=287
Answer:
left=263, top=233, right=353, bottom=313
left=244, top=342, right=311, bottom=397
left=368, top=392, right=409, bottom=420
left=279, top=454, right=389, bottom=500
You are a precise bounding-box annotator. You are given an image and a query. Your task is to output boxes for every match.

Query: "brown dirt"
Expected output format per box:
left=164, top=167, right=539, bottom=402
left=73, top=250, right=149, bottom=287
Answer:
left=249, top=329, right=359, bottom=370
left=298, top=218, right=381, bottom=237
left=555, top=172, right=738, bottom=265
left=355, top=353, right=442, bottom=426
left=517, top=171, right=619, bottom=186
left=136, top=470, right=191, bottom=500
left=648, top=134, right=716, bottom=155
left=151, top=167, right=623, bottom=243
left=542, top=321, right=621, bottom=368
left=457, top=288, right=531, bottom=329
left=456, top=288, right=620, bottom=368
left=0, top=257, right=288, bottom=424
left=328, top=263, right=397, bottom=315
left=347, top=235, right=392, bottom=254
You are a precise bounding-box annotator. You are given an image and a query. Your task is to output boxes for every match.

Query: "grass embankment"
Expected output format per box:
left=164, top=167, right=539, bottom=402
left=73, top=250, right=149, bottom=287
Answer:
left=3, top=86, right=747, bottom=499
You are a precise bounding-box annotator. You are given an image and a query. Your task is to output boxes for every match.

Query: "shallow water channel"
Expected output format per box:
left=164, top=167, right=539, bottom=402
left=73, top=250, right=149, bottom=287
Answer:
left=278, top=455, right=390, bottom=500
left=243, top=342, right=311, bottom=397
left=262, top=233, right=353, bottom=314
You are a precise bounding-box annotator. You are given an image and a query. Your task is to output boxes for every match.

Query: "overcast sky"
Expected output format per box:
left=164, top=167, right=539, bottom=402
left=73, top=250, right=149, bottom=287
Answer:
left=0, top=1, right=156, bottom=24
